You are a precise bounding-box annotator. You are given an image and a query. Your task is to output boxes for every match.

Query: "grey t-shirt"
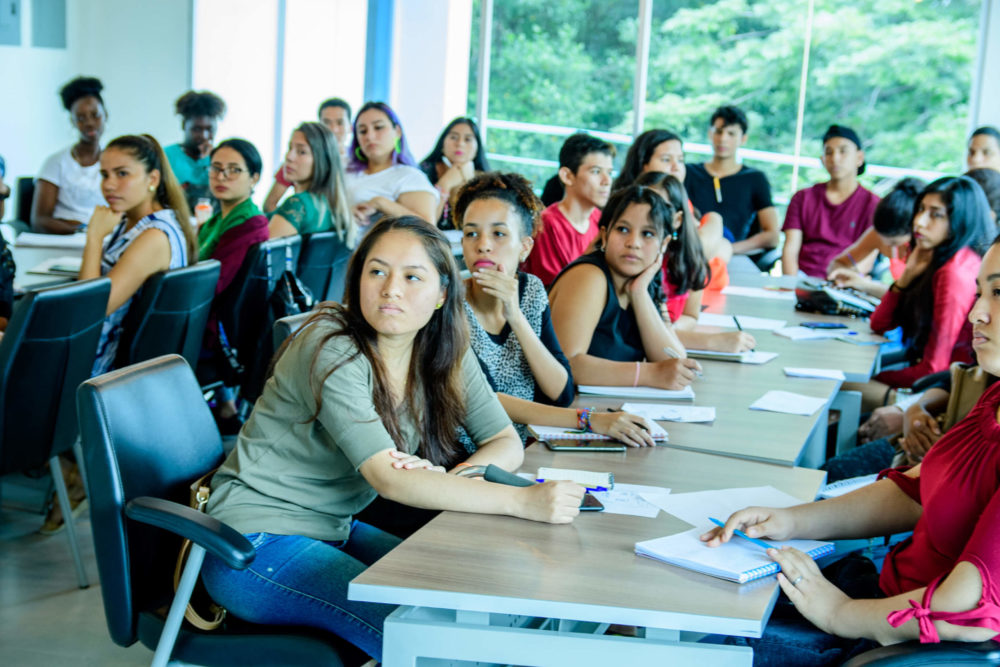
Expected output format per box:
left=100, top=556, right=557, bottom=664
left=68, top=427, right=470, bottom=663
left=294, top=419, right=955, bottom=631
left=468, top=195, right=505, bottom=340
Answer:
left=207, top=317, right=512, bottom=541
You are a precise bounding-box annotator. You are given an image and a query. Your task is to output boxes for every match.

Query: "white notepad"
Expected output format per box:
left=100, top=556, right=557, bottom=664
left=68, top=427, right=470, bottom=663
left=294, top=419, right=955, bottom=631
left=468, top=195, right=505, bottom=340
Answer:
left=687, top=349, right=778, bottom=365
left=527, top=421, right=668, bottom=442
left=28, top=255, right=82, bottom=276
left=635, top=528, right=834, bottom=583
left=620, top=402, right=716, bottom=423
left=15, top=232, right=87, bottom=249
left=818, top=474, right=879, bottom=499
left=774, top=326, right=846, bottom=341
left=750, top=390, right=828, bottom=416
left=784, top=367, right=846, bottom=381
left=697, top=313, right=787, bottom=331
left=536, top=467, right=613, bottom=488
left=578, top=385, right=695, bottom=401
left=721, top=285, right=796, bottom=301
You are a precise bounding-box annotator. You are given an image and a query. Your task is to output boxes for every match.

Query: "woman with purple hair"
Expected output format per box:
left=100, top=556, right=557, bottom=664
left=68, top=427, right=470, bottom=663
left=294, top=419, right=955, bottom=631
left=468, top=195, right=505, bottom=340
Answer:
left=345, top=101, right=438, bottom=226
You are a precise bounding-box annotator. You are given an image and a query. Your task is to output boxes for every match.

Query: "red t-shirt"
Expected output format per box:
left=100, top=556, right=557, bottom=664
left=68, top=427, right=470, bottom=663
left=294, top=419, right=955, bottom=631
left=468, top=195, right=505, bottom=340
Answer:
left=274, top=166, right=291, bottom=188
left=879, top=381, right=1000, bottom=641
left=522, top=203, right=601, bottom=287
left=783, top=183, right=880, bottom=278
left=870, top=246, right=979, bottom=388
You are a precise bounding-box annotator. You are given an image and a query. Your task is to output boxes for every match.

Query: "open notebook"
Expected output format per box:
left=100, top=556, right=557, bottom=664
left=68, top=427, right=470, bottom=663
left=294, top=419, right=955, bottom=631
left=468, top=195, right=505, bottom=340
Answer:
left=686, top=349, right=778, bottom=364
left=528, top=421, right=668, bottom=442
left=577, top=385, right=695, bottom=401
left=635, top=528, right=833, bottom=584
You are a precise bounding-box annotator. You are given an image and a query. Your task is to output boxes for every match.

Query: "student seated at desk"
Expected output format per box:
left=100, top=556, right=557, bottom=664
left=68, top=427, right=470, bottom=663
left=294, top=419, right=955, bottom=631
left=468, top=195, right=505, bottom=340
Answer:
left=828, top=178, right=925, bottom=298
left=864, top=176, right=994, bottom=393
left=32, top=76, right=108, bottom=234
left=633, top=171, right=755, bottom=353
left=268, top=122, right=354, bottom=246
left=455, top=172, right=656, bottom=446
left=549, top=185, right=701, bottom=390
left=703, top=237, right=1000, bottom=665
left=201, top=217, right=584, bottom=663
left=419, top=116, right=491, bottom=229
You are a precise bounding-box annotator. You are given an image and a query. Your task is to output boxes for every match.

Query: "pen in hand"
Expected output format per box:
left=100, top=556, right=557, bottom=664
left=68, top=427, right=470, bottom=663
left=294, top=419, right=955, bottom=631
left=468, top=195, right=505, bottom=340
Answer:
left=708, top=517, right=773, bottom=550
left=733, top=316, right=756, bottom=352
left=662, top=346, right=703, bottom=377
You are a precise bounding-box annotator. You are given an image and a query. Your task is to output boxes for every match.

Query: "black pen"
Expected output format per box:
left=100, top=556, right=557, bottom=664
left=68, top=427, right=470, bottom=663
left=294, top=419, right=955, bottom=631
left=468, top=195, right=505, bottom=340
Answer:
left=734, top=316, right=756, bottom=352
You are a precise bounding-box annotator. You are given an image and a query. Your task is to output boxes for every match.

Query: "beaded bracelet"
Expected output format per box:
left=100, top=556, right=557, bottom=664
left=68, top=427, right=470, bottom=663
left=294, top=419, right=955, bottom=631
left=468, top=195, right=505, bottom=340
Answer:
left=576, top=407, right=595, bottom=432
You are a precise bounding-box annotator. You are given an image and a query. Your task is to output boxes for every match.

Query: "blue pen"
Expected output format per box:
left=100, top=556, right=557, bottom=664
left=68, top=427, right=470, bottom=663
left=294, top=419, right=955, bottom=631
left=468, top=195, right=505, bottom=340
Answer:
left=535, top=479, right=608, bottom=492
left=709, top=517, right=773, bottom=550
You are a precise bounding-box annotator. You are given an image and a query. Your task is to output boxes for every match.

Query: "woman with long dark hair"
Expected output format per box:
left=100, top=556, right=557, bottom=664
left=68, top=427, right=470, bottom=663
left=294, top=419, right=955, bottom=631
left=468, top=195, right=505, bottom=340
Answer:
left=201, top=216, right=584, bottom=663
left=346, top=101, right=438, bottom=225
left=549, top=185, right=701, bottom=389
left=419, top=116, right=491, bottom=228
left=870, top=176, right=996, bottom=389
left=269, top=121, right=354, bottom=245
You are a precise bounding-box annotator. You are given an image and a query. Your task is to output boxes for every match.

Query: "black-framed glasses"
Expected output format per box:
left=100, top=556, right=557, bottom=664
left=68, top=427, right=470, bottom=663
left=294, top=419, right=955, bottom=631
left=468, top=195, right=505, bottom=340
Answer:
left=209, top=165, right=245, bottom=179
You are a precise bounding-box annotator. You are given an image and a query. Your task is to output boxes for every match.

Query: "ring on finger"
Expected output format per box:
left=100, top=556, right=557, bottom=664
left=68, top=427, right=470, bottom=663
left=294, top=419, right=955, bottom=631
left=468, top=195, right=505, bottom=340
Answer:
left=791, top=575, right=804, bottom=586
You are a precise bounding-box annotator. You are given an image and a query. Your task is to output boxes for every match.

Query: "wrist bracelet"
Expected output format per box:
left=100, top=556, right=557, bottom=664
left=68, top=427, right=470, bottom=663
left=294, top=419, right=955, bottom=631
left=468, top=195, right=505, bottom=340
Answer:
left=454, top=462, right=473, bottom=468
left=633, top=361, right=641, bottom=387
left=578, top=407, right=595, bottom=432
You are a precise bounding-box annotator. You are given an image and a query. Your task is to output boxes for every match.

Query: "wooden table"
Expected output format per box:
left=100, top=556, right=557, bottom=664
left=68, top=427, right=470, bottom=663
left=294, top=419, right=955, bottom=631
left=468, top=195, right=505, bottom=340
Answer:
left=350, top=445, right=825, bottom=666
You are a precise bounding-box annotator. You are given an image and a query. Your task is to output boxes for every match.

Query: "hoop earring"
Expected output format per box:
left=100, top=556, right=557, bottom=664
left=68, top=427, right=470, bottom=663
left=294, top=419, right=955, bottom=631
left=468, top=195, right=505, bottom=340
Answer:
left=393, top=137, right=402, bottom=154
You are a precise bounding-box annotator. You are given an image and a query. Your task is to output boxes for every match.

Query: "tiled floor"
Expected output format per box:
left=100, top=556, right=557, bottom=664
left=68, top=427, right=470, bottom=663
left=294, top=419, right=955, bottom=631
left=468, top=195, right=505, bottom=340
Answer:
left=0, top=475, right=152, bottom=666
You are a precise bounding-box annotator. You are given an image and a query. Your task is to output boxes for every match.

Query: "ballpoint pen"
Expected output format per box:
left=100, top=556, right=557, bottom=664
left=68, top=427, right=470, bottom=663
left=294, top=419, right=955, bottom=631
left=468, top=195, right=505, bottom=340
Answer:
left=733, top=316, right=756, bottom=352
left=663, top=346, right=702, bottom=377
left=708, top=517, right=773, bottom=550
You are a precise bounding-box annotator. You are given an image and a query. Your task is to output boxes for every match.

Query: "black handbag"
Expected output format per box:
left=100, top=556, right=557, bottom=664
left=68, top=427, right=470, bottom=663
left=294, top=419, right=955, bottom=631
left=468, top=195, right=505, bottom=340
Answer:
left=267, top=243, right=314, bottom=320
left=794, top=278, right=878, bottom=318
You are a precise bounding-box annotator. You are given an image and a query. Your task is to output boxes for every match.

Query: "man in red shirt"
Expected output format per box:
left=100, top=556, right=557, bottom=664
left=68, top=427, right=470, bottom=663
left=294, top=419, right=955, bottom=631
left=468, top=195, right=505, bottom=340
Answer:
left=522, top=133, right=614, bottom=286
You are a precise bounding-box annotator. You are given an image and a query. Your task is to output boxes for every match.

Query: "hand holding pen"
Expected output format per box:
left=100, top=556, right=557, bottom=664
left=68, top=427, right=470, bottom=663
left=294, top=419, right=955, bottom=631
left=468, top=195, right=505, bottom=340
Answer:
left=589, top=408, right=657, bottom=447
left=700, top=506, right=797, bottom=547
left=662, top=346, right=703, bottom=378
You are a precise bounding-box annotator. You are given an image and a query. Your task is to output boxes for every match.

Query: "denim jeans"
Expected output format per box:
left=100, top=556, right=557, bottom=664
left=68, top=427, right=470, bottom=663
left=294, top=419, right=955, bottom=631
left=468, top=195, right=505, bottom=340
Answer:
left=201, top=521, right=401, bottom=661
left=821, top=436, right=896, bottom=483
left=702, top=553, right=882, bottom=666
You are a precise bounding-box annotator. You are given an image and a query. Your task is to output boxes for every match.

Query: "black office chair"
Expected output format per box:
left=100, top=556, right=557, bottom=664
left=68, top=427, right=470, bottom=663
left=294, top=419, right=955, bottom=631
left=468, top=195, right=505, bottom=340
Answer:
left=212, top=236, right=301, bottom=403
left=0, top=277, right=111, bottom=589
left=77, top=355, right=355, bottom=667
left=844, top=640, right=1000, bottom=666
left=297, top=231, right=352, bottom=303
left=115, top=260, right=221, bottom=369
left=16, top=177, right=34, bottom=227
left=272, top=311, right=315, bottom=352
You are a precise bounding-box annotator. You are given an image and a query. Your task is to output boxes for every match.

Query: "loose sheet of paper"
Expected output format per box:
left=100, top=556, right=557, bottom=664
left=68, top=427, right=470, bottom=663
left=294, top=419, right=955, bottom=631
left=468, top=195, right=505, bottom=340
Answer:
left=783, top=367, right=846, bottom=381
left=750, top=390, right=828, bottom=416
left=620, top=402, right=716, bottom=423
left=641, top=485, right=806, bottom=527
left=591, top=483, right=671, bottom=518
left=697, top=313, right=787, bottom=330
left=774, top=326, right=847, bottom=341
left=721, top=285, right=796, bottom=301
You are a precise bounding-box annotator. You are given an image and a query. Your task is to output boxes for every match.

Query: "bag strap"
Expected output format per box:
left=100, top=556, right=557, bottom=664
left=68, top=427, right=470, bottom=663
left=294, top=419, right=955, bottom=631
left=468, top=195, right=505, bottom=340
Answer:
left=172, top=469, right=227, bottom=631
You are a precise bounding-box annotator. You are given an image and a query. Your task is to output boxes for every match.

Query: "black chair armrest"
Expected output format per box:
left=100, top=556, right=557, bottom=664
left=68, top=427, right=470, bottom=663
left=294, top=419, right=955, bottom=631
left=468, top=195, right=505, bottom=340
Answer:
left=125, top=496, right=255, bottom=570
left=909, top=370, right=952, bottom=394
left=843, top=639, right=1000, bottom=666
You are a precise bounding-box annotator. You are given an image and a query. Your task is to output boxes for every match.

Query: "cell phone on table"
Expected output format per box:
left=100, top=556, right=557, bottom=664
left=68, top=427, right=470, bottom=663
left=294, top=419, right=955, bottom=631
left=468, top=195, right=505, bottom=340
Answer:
left=543, top=439, right=627, bottom=452
left=801, top=321, right=848, bottom=329
left=580, top=493, right=605, bottom=511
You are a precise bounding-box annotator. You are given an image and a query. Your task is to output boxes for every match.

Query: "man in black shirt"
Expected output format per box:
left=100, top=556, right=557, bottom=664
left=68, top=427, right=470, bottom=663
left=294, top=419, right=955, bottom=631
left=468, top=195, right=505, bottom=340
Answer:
left=684, top=106, right=779, bottom=256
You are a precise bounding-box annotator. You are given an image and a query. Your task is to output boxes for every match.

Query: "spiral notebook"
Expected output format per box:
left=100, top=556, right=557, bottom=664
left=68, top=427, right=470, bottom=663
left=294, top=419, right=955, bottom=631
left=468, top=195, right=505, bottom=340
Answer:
left=528, top=421, right=668, bottom=442
left=635, top=527, right=834, bottom=584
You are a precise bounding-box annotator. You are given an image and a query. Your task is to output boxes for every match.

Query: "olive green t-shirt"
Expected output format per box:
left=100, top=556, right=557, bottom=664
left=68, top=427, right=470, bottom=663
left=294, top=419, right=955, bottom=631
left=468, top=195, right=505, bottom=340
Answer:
left=206, top=317, right=512, bottom=541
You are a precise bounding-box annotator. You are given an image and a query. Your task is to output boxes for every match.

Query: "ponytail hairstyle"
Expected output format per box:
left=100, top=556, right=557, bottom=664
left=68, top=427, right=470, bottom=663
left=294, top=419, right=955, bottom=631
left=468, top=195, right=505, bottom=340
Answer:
left=105, top=134, right=197, bottom=263
left=633, top=171, right=710, bottom=295
left=896, top=176, right=996, bottom=360
left=280, top=216, right=470, bottom=467
left=452, top=171, right=543, bottom=238
left=295, top=121, right=356, bottom=248
left=612, top=129, right=684, bottom=192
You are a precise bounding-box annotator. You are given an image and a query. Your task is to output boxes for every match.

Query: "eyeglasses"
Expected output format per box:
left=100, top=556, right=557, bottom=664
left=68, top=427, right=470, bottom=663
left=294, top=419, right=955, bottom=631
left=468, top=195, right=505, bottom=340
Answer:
left=209, top=165, right=246, bottom=179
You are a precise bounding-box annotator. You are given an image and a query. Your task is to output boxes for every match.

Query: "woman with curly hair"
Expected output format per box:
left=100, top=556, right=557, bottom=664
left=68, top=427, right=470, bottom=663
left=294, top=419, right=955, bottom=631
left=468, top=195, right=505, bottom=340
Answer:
left=31, top=76, right=108, bottom=234
left=164, top=90, right=227, bottom=210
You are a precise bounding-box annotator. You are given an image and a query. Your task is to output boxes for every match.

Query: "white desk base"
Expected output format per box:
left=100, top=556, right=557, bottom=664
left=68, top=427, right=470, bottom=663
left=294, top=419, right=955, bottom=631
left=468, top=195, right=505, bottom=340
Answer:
left=381, top=606, right=752, bottom=666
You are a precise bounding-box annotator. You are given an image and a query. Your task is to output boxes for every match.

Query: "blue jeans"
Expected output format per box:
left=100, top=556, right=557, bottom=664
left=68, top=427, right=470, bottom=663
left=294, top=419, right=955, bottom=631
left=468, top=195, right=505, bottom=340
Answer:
left=821, top=436, right=896, bottom=483
left=702, top=553, right=882, bottom=665
left=201, top=521, right=401, bottom=661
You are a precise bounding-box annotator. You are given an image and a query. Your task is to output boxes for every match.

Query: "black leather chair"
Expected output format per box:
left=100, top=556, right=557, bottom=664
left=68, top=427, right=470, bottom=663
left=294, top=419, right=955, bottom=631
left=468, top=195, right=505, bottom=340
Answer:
left=77, top=355, right=355, bottom=666
left=0, top=277, right=111, bottom=589
left=844, top=639, right=1000, bottom=666
left=272, top=311, right=315, bottom=352
left=16, top=176, right=34, bottom=226
left=212, top=236, right=302, bottom=403
left=298, top=231, right=352, bottom=303
left=115, top=260, right=221, bottom=370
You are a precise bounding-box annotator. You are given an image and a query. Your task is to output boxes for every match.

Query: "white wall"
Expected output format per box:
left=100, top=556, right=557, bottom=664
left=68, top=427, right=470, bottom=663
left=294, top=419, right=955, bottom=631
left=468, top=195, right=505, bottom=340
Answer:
left=972, top=0, right=1000, bottom=131
left=1, top=0, right=193, bottom=221
left=389, top=0, right=472, bottom=160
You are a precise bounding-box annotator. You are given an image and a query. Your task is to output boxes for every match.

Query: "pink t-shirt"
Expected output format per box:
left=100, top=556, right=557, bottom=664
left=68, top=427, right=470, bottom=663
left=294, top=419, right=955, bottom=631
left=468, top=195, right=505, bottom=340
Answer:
left=783, top=183, right=880, bottom=278
left=522, top=203, right=601, bottom=287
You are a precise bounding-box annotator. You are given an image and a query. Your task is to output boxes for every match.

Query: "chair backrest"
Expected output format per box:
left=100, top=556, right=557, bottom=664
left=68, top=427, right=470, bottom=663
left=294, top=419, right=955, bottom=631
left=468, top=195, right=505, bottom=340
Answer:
left=297, top=231, right=352, bottom=302
left=0, top=277, right=111, bottom=474
left=272, top=311, right=314, bottom=351
left=16, top=177, right=34, bottom=224
left=115, top=260, right=221, bottom=369
left=77, top=355, right=224, bottom=647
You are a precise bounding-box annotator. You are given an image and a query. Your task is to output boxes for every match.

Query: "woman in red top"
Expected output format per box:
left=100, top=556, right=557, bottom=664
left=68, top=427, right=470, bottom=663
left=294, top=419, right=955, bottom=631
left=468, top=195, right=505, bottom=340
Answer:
left=868, top=176, right=995, bottom=390
left=702, top=234, right=1000, bottom=665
